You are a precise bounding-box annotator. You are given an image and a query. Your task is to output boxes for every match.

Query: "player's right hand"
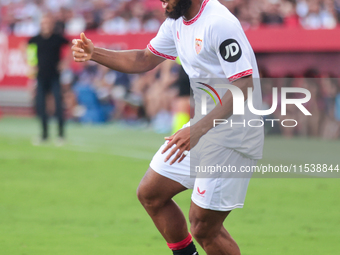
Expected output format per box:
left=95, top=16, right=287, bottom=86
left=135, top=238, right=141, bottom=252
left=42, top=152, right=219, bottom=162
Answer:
left=71, top=32, right=94, bottom=62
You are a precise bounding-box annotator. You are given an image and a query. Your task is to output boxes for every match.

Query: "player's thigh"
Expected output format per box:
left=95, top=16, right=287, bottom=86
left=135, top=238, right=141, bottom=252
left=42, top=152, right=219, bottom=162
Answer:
left=192, top=143, right=256, bottom=211
left=150, top=132, right=196, bottom=190
left=137, top=167, right=188, bottom=203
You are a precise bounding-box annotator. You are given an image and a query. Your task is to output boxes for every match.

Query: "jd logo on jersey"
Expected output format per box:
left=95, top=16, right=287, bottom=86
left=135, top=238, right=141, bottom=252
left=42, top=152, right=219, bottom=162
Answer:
left=219, top=39, right=242, bottom=62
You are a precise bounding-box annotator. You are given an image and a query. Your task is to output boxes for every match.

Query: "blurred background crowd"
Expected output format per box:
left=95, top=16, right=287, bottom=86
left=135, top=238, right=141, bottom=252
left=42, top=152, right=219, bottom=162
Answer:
left=0, top=0, right=339, bottom=139
left=1, top=0, right=165, bottom=36
left=226, top=0, right=340, bottom=29
left=261, top=74, right=340, bottom=139
left=1, top=0, right=340, bottom=36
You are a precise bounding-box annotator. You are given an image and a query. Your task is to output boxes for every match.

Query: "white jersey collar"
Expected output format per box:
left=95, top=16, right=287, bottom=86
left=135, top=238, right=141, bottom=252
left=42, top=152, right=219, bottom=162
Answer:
left=183, top=0, right=210, bottom=26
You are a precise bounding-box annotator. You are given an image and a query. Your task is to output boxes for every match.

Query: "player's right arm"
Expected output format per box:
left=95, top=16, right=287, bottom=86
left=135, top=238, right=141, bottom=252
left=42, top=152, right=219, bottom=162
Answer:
left=71, top=33, right=165, bottom=73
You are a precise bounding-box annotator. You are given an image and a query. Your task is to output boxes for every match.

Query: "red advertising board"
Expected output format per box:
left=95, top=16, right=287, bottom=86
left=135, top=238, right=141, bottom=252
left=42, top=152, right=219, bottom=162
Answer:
left=0, top=33, right=30, bottom=88
left=0, top=32, right=156, bottom=89
left=1, top=28, right=340, bottom=89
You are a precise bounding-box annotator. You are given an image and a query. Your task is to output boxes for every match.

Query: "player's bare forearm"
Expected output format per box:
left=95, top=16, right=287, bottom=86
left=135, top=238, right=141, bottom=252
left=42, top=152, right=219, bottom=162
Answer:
left=192, top=75, right=254, bottom=137
left=72, top=33, right=165, bottom=74
left=91, top=47, right=164, bottom=74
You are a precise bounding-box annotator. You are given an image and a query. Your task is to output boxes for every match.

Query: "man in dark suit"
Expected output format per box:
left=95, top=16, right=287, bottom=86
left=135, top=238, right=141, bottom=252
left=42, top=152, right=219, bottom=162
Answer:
left=28, top=15, right=69, bottom=145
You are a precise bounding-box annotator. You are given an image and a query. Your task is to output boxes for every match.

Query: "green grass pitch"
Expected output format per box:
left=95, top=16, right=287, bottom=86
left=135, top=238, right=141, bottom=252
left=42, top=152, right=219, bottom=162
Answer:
left=0, top=117, right=339, bottom=255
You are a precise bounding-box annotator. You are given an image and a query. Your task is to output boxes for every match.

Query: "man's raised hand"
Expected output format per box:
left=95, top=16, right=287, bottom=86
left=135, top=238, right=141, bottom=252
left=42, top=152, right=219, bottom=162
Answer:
left=71, top=33, right=94, bottom=62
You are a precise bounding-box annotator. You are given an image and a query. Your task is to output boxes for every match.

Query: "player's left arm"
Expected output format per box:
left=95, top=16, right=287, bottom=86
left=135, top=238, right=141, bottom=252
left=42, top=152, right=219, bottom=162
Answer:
left=190, top=74, right=253, bottom=141
left=162, top=18, right=254, bottom=164
left=162, top=76, right=253, bottom=165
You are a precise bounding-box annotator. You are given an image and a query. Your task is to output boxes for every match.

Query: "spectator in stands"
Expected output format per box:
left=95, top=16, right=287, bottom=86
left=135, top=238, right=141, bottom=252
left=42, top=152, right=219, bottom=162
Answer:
left=335, top=0, right=340, bottom=22
left=299, top=0, right=337, bottom=29
left=84, top=11, right=99, bottom=31
left=127, top=1, right=145, bottom=33
left=129, top=61, right=178, bottom=132
left=143, top=10, right=162, bottom=32
left=65, top=10, right=86, bottom=35
left=14, top=16, right=37, bottom=36
left=321, top=0, right=338, bottom=28
left=72, top=61, right=120, bottom=123
left=304, top=79, right=324, bottom=136
left=28, top=14, right=69, bottom=145
left=1, top=0, right=339, bottom=34
left=320, top=76, right=340, bottom=139
left=262, top=1, right=284, bottom=25
left=171, top=63, right=191, bottom=134
left=54, top=8, right=68, bottom=35
left=99, top=8, right=129, bottom=35
left=280, top=0, right=299, bottom=27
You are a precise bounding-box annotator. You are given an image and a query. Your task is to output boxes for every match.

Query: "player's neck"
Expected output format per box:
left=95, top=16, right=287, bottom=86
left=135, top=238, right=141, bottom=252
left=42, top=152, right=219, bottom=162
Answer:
left=183, top=0, right=204, bottom=21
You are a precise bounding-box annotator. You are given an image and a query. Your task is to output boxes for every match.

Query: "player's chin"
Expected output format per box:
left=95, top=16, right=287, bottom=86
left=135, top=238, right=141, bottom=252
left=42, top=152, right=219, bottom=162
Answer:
left=165, top=11, right=182, bottom=20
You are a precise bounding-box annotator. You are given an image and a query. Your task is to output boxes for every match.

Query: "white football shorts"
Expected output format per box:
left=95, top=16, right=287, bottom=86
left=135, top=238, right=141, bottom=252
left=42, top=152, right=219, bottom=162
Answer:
left=150, top=135, right=257, bottom=211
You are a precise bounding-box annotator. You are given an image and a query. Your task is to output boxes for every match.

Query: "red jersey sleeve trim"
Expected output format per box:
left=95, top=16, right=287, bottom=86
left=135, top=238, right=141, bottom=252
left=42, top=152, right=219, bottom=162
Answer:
left=228, top=69, right=253, bottom=83
left=147, top=43, right=177, bottom=60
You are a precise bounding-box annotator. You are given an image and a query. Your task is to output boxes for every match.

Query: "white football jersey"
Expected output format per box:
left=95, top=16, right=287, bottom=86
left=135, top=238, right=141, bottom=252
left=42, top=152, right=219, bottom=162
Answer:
left=147, top=0, right=264, bottom=159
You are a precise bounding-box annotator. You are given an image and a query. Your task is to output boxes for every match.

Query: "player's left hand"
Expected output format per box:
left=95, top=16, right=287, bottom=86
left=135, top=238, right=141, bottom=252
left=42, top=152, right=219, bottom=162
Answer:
left=161, top=126, right=201, bottom=165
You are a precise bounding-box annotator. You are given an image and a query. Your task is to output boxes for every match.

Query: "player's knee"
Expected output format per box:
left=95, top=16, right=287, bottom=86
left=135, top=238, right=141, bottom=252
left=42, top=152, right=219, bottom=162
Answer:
left=190, top=212, right=223, bottom=243
left=136, top=184, right=165, bottom=213
left=136, top=183, right=148, bottom=204
left=189, top=218, right=212, bottom=241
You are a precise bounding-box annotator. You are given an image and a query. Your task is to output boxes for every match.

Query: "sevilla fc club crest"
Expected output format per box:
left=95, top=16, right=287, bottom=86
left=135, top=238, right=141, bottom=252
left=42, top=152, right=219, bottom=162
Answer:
left=195, top=38, right=203, bottom=54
